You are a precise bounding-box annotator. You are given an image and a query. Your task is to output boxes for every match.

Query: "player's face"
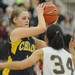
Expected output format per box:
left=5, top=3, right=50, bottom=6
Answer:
left=15, top=11, right=30, bottom=27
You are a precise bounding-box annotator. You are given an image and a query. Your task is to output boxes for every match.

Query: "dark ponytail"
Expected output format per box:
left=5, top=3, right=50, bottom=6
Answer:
left=49, top=31, right=64, bottom=50
left=46, top=25, right=64, bottom=50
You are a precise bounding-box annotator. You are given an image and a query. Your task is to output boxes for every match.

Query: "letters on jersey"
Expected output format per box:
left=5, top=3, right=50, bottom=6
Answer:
left=2, top=37, right=36, bottom=75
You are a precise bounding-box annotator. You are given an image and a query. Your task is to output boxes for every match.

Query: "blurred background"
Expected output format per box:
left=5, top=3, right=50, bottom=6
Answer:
left=0, top=0, right=75, bottom=62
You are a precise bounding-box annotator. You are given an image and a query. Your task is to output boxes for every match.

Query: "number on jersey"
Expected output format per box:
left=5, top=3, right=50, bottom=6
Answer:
left=51, top=55, right=74, bottom=75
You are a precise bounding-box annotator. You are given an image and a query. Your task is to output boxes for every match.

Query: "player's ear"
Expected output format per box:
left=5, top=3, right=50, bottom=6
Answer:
left=44, top=35, right=48, bottom=45
left=13, top=17, right=17, bottom=24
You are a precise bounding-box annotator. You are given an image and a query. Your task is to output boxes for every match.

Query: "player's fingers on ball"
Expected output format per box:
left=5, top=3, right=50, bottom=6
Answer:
left=39, top=3, right=45, bottom=9
left=36, top=4, right=42, bottom=10
left=38, top=4, right=43, bottom=8
left=45, top=2, right=51, bottom=6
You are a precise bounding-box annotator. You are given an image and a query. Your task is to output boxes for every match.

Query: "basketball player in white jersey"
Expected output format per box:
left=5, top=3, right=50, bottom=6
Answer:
left=0, top=25, right=74, bottom=75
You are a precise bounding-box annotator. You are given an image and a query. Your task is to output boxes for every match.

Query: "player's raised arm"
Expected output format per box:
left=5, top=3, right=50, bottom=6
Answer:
left=10, top=3, right=47, bottom=41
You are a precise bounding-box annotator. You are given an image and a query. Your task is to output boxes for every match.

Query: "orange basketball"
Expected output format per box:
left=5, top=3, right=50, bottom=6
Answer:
left=44, top=3, right=59, bottom=25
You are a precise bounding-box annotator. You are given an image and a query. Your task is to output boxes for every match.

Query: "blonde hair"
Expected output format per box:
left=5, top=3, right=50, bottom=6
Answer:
left=10, top=8, right=27, bottom=24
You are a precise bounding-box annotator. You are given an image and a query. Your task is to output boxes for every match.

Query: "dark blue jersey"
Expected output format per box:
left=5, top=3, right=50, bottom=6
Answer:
left=2, top=37, right=36, bottom=75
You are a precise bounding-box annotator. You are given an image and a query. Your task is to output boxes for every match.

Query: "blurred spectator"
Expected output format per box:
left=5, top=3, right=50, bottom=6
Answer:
left=29, top=0, right=40, bottom=27
left=17, top=3, right=25, bottom=9
left=59, top=14, right=73, bottom=36
left=0, top=19, right=9, bottom=60
left=3, top=6, right=13, bottom=26
left=24, top=0, right=31, bottom=10
left=57, top=14, right=65, bottom=24
left=0, top=0, right=2, bottom=3
left=16, top=0, right=24, bottom=5
left=63, top=34, right=72, bottom=50
left=2, top=0, right=15, bottom=6
left=0, top=0, right=7, bottom=12
left=0, top=19, right=8, bottom=39
left=0, top=8, right=4, bottom=19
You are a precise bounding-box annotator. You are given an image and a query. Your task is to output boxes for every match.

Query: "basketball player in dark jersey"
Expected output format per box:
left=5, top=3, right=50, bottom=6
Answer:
left=1, top=3, right=47, bottom=75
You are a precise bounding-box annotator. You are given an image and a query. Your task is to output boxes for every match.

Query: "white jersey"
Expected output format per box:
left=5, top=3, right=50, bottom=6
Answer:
left=43, top=47, right=74, bottom=75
